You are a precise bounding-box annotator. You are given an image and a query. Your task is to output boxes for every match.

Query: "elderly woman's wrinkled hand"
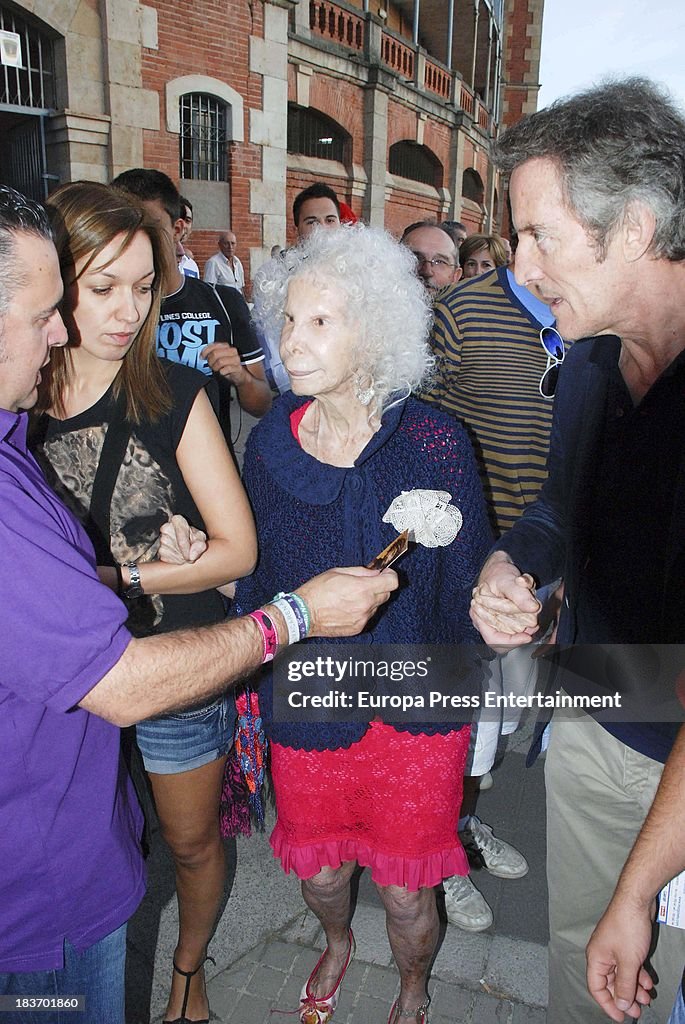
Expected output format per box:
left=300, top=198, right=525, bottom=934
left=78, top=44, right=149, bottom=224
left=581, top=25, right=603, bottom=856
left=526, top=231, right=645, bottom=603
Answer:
left=158, top=514, right=208, bottom=565
left=470, top=551, right=541, bottom=646
left=296, top=566, right=399, bottom=638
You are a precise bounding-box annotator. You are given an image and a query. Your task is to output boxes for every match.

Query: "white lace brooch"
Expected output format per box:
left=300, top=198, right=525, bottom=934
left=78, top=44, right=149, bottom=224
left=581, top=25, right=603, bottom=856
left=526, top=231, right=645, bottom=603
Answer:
left=382, top=489, right=463, bottom=548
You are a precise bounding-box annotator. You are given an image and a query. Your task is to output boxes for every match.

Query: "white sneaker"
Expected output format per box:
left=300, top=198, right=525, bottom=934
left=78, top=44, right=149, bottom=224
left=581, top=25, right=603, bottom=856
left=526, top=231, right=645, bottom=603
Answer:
left=459, top=817, right=529, bottom=879
left=443, top=874, right=493, bottom=931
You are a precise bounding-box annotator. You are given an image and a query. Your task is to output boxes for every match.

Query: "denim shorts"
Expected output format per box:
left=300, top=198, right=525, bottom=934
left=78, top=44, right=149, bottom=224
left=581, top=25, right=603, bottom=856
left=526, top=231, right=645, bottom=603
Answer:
left=135, top=695, right=235, bottom=774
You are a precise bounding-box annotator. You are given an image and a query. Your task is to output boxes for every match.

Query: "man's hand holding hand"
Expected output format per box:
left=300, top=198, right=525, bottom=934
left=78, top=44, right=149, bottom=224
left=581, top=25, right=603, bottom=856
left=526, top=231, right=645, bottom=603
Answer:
left=470, top=551, right=541, bottom=645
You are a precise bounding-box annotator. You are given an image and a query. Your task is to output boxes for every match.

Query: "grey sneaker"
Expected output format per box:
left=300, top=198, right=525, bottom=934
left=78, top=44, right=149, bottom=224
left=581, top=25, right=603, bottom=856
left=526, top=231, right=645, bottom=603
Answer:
left=443, top=874, right=493, bottom=931
left=459, top=816, right=529, bottom=879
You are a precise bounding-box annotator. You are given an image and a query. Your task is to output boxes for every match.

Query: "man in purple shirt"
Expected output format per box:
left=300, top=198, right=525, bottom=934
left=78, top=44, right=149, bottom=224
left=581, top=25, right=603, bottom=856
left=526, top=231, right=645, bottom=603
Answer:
left=0, top=186, right=397, bottom=1023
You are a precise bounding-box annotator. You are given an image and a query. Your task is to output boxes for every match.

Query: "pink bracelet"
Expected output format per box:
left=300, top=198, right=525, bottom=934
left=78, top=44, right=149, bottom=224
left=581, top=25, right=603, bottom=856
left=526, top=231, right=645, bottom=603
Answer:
left=248, top=608, right=279, bottom=663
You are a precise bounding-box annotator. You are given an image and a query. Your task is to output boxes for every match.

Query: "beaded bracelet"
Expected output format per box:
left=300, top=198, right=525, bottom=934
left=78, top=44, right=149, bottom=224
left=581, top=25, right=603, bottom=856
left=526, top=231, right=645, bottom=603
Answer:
left=247, top=608, right=279, bottom=663
left=272, top=592, right=310, bottom=641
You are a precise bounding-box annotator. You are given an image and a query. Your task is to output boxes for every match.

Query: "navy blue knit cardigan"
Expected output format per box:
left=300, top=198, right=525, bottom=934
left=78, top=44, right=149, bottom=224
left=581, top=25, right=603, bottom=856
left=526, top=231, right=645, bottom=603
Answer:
left=235, top=392, right=493, bottom=750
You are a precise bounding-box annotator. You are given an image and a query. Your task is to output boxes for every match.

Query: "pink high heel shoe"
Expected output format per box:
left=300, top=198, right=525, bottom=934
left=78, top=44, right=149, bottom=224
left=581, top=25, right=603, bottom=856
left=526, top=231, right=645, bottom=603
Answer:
left=298, top=929, right=355, bottom=1024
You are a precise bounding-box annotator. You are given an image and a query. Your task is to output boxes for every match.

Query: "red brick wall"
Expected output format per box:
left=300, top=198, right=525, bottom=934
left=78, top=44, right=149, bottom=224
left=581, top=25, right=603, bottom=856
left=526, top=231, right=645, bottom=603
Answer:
left=503, top=0, right=537, bottom=127
left=385, top=189, right=443, bottom=238
left=141, top=0, right=264, bottom=279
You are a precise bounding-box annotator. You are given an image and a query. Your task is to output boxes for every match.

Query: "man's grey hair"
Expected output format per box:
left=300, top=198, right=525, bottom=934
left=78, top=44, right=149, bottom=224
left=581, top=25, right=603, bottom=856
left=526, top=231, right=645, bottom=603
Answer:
left=253, top=223, right=434, bottom=411
left=0, top=185, right=53, bottom=318
left=494, top=77, right=685, bottom=261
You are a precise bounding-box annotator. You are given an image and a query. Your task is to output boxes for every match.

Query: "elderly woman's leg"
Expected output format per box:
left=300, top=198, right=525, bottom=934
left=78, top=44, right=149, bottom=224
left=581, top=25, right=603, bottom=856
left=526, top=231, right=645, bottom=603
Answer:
left=300, top=861, right=357, bottom=999
left=376, top=884, right=438, bottom=1022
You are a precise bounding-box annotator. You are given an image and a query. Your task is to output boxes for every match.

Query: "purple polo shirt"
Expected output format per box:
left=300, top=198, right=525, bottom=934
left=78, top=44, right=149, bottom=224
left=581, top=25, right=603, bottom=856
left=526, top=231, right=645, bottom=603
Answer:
left=0, top=409, right=145, bottom=972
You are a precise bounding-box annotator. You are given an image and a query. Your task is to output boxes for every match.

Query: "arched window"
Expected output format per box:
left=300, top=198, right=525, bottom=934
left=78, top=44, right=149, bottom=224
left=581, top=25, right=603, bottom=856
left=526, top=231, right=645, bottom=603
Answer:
left=389, top=141, right=441, bottom=188
left=287, top=105, right=348, bottom=163
left=180, top=93, right=227, bottom=181
left=462, top=168, right=485, bottom=204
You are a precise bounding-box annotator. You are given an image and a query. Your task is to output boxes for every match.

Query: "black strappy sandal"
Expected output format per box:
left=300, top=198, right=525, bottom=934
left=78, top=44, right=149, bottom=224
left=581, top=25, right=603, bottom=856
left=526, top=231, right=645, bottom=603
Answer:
left=163, top=954, right=216, bottom=1024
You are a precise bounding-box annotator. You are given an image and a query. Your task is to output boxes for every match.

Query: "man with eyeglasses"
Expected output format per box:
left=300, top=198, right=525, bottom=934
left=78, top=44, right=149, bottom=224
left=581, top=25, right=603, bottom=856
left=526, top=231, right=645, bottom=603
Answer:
left=401, top=221, right=462, bottom=295
left=470, top=78, right=685, bottom=1024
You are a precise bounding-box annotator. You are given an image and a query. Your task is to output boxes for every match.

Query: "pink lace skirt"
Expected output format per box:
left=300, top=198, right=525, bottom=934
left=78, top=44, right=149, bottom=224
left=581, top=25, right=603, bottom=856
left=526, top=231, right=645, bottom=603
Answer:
left=269, top=721, right=470, bottom=890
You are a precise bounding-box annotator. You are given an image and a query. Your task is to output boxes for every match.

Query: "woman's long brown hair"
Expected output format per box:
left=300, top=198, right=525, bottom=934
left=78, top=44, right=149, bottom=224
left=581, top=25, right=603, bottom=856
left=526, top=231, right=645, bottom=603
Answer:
left=38, top=180, right=172, bottom=423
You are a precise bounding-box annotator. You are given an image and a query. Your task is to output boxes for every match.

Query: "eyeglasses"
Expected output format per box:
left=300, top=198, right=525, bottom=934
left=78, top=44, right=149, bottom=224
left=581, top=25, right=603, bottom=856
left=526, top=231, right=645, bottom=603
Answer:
left=539, top=326, right=566, bottom=399
left=411, top=253, right=455, bottom=270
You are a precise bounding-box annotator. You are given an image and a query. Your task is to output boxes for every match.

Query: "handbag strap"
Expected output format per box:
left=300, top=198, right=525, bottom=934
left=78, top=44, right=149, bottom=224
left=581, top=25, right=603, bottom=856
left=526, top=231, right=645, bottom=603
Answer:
left=87, top=393, right=132, bottom=566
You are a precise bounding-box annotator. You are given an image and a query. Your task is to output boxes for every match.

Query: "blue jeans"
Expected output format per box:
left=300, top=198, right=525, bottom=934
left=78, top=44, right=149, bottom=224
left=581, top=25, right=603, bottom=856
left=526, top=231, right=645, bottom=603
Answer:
left=669, top=986, right=685, bottom=1024
left=0, top=923, right=126, bottom=1024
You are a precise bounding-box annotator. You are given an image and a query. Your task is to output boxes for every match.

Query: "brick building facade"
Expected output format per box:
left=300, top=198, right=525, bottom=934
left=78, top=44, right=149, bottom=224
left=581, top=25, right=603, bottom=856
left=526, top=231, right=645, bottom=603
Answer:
left=1, top=0, right=543, bottom=284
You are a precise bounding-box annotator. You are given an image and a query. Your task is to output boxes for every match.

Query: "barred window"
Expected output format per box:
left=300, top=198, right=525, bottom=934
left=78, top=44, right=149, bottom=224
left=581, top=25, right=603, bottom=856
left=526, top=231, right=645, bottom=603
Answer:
left=180, top=93, right=227, bottom=181
left=389, top=141, right=441, bottom=188
left=288, top=105, right=347, bottom=162
left=0, top=4, right=55, bottom=109
left=462, top=168, right=485, bottom=204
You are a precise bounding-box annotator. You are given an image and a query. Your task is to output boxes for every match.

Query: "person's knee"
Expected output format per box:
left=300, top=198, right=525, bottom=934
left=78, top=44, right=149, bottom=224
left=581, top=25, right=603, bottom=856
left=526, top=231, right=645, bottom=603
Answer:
left=161, top=821, right=223, bottom=868
left=376, top=884, right=433, bottom=925
left=303, top=864, right=354, bottom=901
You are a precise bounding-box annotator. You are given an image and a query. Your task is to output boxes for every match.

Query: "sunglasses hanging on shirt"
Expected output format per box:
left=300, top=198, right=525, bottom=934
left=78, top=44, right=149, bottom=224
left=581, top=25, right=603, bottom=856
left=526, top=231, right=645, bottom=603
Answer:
left=539, top=326, right=566, bottom=399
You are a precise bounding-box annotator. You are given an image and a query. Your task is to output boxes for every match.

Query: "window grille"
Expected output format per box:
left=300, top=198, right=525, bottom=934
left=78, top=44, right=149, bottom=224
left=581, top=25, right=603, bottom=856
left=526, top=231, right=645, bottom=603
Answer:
left=287, top=105, right=347, bottom=162
left=0, top=4, right=55, bottom=109
left=462, top=167, right=485, bottom=203
left=180, top=93, right=227, bottom=181
left=389, top=141, right=441, bottom=188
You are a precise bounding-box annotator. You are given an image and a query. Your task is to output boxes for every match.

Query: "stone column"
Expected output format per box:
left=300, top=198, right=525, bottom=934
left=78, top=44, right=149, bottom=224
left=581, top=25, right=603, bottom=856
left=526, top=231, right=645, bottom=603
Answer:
left=362, top=67, right=391, bottom=227
left=249, top=0, right=291, bottom=269
left=447, top=121, right=466, bottom=221
left=99, top=0, right=160, bottom=177
left=292, top=0, right=311, bottom=40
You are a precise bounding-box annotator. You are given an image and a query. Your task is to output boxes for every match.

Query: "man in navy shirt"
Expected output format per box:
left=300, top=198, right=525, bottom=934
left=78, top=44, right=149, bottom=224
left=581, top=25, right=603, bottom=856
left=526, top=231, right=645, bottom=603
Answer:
left=471, top=78, right=685, bottom=1023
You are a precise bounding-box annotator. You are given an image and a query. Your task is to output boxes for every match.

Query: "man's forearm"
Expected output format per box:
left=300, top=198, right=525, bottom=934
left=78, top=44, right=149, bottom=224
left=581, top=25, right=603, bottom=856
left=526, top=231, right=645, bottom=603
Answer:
left=80, top=610, right=276, bottom=726
left=612, top=723, right=685, bottom=907
left=236, top=368, right=272, bottom=416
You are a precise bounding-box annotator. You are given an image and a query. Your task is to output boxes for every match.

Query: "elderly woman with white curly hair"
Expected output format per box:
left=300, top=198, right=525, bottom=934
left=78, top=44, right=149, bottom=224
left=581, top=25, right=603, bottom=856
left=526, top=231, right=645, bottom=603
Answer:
left=236, top=223, right=492, bottom=1024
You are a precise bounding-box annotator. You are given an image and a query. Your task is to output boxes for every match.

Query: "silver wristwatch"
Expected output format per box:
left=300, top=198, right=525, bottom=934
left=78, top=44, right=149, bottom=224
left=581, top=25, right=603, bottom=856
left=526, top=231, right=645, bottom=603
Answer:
left=122, top=561, right=144, bottom=599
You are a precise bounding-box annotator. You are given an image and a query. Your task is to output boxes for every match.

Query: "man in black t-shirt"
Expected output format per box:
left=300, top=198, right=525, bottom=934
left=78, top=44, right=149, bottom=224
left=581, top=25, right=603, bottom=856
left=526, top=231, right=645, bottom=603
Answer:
left=111, top=170, right=271, bottom=434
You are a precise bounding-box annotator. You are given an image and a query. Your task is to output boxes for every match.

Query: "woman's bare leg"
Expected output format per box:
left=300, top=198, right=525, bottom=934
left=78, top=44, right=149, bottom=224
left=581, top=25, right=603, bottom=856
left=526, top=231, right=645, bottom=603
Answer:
left=300, top=861, right=357, bottom=997
left=149, top=756, right=227, bottom=1021
left=376, top=884, right=438, bottom=1021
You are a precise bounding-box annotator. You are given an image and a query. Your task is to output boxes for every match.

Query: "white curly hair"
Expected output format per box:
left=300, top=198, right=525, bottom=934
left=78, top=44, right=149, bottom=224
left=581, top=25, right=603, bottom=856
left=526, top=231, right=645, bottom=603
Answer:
left=252, top=223, right=434, bottom=411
